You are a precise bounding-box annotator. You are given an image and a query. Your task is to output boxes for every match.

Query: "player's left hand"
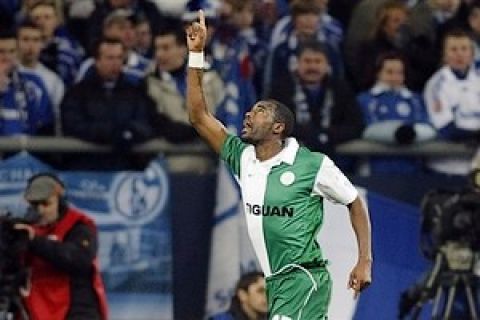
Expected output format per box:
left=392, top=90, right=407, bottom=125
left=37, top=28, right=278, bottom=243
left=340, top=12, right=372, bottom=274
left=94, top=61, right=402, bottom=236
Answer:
left=348, top=258, right=372, bottom=299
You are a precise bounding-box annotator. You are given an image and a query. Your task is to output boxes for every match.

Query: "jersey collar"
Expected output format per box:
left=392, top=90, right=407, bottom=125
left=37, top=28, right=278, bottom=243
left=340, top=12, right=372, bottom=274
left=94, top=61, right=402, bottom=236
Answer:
left=260, top=137, right=299, bottom=166
left=281, top=137, right=299, bottom=165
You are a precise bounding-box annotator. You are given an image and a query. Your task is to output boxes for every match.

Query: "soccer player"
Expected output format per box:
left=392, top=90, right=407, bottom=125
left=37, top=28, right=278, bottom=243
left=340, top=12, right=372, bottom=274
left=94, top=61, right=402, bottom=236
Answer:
left=186, top=10, right=372, bottom=319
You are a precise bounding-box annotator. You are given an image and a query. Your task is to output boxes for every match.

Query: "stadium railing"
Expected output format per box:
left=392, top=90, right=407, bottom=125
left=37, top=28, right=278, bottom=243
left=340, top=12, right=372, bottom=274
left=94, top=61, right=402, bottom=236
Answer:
left=0, top=136, right=210, bottom=154
left=336, top=139, right=475, bottom=157
left=0, top=136, right=474, bottom=157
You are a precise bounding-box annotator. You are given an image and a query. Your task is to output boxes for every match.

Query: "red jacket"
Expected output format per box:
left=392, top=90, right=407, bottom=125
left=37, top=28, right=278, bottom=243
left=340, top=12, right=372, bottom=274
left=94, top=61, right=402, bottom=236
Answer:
left=24, top=207, right=108, bottom=320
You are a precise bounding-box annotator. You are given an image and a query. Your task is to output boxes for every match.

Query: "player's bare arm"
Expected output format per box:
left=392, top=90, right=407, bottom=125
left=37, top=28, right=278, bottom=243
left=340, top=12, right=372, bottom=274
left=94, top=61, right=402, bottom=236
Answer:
left=347, top=196, right=373, bottom=298
left=186, top=10, right=228, bottom=154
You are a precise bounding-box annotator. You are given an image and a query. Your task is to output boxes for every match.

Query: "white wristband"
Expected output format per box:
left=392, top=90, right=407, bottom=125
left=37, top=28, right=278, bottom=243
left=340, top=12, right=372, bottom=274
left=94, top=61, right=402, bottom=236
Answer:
left=188, top=51, right=205, bottom=69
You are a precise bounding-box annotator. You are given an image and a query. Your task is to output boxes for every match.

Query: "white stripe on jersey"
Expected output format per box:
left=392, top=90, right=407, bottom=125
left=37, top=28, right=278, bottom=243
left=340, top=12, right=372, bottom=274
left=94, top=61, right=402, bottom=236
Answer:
left=239, top=146, right=272, bottom=276
left=313, top=156, right=358, bottom=205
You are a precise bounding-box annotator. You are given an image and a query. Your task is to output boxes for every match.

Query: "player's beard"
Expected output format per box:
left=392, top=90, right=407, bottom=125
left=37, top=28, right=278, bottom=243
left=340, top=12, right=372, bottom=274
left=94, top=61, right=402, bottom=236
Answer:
left=240, top=124, right=272, bottom=145
left=240, top=128, right=264, bottom=146
left=241, top=129, right=262, bottom=145
left=240, top=135, right=257, bottom=145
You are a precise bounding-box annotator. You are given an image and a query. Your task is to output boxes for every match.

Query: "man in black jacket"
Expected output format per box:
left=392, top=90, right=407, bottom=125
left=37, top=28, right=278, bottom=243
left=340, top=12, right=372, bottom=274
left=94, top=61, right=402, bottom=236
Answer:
left=61, top=37, right=155, bottom=170
left=267, top=40, right=363, bottom=160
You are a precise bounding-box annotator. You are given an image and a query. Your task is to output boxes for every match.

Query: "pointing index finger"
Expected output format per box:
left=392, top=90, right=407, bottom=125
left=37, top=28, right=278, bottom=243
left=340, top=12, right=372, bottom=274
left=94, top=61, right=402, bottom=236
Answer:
left=198, top=9, right=206, bottom=27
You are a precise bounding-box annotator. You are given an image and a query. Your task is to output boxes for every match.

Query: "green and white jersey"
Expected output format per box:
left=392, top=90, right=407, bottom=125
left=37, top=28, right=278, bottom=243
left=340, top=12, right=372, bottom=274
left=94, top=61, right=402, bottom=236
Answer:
left=220, top=134, right=358, bottom=276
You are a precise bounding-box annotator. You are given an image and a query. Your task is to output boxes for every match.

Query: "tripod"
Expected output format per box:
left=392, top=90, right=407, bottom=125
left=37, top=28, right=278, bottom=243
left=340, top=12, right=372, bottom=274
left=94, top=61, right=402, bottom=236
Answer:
left=407, top=244, right=479, bottom=320
left=0, top=273, right=30, bottom=320
left=0, top=294, right=29, bottom=320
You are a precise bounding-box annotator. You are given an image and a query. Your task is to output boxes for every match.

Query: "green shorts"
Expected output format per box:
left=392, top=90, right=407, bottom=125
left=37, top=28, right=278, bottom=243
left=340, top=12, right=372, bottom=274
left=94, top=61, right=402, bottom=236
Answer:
left=266, top=265, right=332, bottom=320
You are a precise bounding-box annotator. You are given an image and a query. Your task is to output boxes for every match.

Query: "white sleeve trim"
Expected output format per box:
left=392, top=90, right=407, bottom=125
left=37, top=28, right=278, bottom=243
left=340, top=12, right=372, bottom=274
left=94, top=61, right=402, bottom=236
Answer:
left=313, top=156, right=358, bottom=205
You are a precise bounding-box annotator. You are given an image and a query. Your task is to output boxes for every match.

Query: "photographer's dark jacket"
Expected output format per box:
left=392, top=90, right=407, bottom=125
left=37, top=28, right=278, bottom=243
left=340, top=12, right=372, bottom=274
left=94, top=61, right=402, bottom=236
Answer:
left=24, top=207, right=108, bottom=320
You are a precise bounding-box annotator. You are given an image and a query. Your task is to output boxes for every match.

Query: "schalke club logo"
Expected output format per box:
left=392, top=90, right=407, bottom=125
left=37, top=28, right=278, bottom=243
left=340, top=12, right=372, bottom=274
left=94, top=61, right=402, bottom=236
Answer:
left=110, top=161, right=169, bottom=225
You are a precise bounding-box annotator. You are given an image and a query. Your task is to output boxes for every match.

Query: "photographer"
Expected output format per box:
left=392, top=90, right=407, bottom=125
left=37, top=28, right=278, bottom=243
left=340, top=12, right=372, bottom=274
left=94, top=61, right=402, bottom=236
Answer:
left=13, top=173, right=108, bottom=320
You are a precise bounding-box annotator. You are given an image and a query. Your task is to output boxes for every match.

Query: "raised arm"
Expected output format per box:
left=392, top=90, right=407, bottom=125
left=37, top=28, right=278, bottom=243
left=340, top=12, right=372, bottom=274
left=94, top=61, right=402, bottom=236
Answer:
left=186, top=10, right=228, bottom=154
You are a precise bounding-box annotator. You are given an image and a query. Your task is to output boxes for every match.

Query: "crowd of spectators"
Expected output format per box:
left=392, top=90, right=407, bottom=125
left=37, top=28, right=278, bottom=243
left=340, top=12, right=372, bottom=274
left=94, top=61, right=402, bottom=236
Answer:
left=0, top=0, right=479, bottom=176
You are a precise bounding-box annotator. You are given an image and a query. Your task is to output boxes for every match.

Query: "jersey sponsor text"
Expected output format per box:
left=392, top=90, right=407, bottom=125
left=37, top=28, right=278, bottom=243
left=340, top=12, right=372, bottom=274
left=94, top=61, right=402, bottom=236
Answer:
left=246, top=203, right=294, bottom=217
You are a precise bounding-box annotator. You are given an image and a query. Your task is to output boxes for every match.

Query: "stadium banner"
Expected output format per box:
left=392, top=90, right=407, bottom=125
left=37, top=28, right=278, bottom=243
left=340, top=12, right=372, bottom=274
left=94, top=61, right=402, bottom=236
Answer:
left=0, top=152, right=173, bottom=320
left=206, top=174, right=429, bottom=320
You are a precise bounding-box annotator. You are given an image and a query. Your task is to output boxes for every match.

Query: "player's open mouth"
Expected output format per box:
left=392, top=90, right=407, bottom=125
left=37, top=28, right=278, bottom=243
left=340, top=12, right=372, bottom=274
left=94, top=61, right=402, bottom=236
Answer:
left=242, top=122, right=251, bottom=134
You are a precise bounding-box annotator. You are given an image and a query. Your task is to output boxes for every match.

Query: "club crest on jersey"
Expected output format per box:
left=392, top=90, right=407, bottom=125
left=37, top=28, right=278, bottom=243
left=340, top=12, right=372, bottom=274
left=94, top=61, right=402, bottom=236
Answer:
left=280, top=171, right=295, bottom=186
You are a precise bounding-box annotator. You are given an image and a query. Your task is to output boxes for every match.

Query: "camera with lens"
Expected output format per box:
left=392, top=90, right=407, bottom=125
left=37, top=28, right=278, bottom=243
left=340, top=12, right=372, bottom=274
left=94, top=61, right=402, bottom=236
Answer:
left=0, top=209, right=39, bottom=317
left=419, top=188, right=480, bottom=265
left=398, top=187, right=480, bottom=319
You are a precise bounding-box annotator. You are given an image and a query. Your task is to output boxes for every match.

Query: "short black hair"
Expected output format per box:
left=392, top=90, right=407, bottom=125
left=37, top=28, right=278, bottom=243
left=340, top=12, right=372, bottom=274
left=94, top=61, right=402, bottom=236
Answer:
left=0, top=29, right=16, bottom=41
left=443, top=28, right=473, bottom=45
left=16, top=19, right=42, bottom=35
left=267, top=99, right=295, bottom=139
left=93, top=37, right=125, bottom=59
left=374, top=51, right=407, bottom=74
left=153, top=20, right=186, bottom=47
left=290, top=0, right=322, bottom=17
left=296, top=39, right=329, bottom=60
left=235, top=271, right=264, bottom=292
left=229, top=271, right=264, bottom=315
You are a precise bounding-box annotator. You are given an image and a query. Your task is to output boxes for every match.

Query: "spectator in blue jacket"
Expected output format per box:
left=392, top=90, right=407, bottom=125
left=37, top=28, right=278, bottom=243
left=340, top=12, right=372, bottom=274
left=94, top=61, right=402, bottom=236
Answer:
left=28, top=0, right=85, bottom=86
left=357, top=52, right=436, bottom=174
left=0, top=30, right=54, bottom=136
left=210, top=271, right=267, bottom=320
left=17, top=20, right=65, bottom=135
